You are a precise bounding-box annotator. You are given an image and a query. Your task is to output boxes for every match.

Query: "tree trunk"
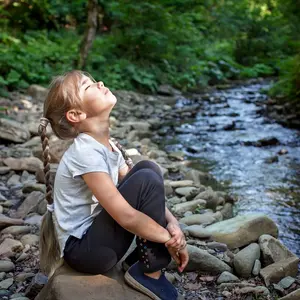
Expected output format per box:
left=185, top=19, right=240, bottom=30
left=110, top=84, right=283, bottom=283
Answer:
left=77, top=0, right=99, bottom=70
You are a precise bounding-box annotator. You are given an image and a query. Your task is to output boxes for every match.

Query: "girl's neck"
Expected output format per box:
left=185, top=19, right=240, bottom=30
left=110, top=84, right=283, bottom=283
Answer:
left=79, top=118, right=111, bottom=150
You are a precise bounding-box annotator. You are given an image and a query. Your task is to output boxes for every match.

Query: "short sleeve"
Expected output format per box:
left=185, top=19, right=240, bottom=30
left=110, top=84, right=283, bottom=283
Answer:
left=68, top=147, right=109, bottom=178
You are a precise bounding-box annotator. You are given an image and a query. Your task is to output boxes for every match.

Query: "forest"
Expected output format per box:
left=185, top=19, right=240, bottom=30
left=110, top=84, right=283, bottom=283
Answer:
left=0, top=0, right=299, bottom=101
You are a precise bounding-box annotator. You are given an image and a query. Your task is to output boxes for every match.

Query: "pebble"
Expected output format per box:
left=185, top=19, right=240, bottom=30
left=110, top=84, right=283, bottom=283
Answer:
left=206, top=242, right=228, bottom=252
left=1, top=226, right=32, bottom=235
left=0, top=277, right=14, bottom=289
left=0, top=261, right=15, bottom=272
left=0, top=272, right=5, bottom=280
left=222, top=291, right=232, bottom=298
left=217, top=271, right=240, bottom=284
left=278, top=276, right=296, bottom=289
left=20, top=234, right=39, bottom=246
left=15, top=273, right=35, bottom=282
left=252, top=259, right=261, bottom=276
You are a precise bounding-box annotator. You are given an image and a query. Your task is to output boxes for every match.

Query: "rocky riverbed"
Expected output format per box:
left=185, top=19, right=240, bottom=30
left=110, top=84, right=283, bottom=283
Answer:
left=0, top=83, right=299, bottom=300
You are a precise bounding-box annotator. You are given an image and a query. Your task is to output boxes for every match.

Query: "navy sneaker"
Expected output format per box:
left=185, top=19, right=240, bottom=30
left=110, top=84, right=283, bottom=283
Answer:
left=124, top=262, right=178, bottom=300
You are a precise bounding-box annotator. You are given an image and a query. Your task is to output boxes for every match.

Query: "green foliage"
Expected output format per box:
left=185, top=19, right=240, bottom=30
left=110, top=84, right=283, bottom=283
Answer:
left=0, top=0, right=299, bottom=96
left=269, top=54, right=300, bottom=101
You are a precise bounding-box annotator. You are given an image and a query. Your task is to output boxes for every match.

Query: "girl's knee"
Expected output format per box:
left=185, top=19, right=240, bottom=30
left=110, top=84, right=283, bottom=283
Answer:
left=135, top=160, right=162, bottom=177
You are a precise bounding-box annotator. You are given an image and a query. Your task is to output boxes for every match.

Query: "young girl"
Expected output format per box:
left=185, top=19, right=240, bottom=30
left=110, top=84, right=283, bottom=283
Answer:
left=38, top=70, right=189, bottom=300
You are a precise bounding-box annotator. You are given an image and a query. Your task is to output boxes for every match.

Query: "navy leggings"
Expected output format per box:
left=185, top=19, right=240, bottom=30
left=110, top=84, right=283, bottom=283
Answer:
left=63, top=160, right=171, bottom=274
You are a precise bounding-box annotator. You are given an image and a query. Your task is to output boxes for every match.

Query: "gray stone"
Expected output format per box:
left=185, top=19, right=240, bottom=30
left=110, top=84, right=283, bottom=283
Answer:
left=206, top=242, right=227, bottom=252
left=173, top=199, right=206, bottom=215
left=7, top=174, right=21, bottom=186
left=169, top=245, right=232, bottom=274
left=260, top=256, right=299, bottom=286
left=20, top=234, right=39, bottom=246
left=252, top=259, right=261, bottom=276
left=0, top=118, right=30, bottom=143
left=0, top=277, right=14, bottom=289
left=0, top=238, right=24, bottom=257
left=278, top=276, right=296, bottom=289
left=174, top=187, right=198, bottom=198
left=273, top=283, right=285, bottom=295
left=279, top=289, right=300, bottom=300
left=237, top=286, right=270, bottom=296
left=15, top=272, right=35, bottom=282
left=0, top=260, right=15, bottom=272
left=233, top=243, right=260, bottom=278
left=24, top=214, right=43, bottom=227
left=0, top=167, right=10, bottom=175
left=180, top=212, right=216, bottom=226
left=184, top=169, right=212, bottom=186
left=217, top=271, right=240, bottom=284
left=0, top=272, right=5, bottom=280
left=11, top=191, right=44, bottom=219
left=195, top=187, right=221, bottom=210
left=1, top=225, right=32, bottom=235
left=204, top=214, right=278, bottom=249
left=169, top=180, right=194, bottom=188
left=184, top=225, right=212, bottom=239
left=27, top=84, right=48, bottom=101
left=22, top=183, right=46, bottom=194
left=220, top=203, right=233, bottom=220
left=259, top=234, right=296, bottom=266
left=11, top=297, right=30, bottom=300
left=3, top=157, right=43, bottom=173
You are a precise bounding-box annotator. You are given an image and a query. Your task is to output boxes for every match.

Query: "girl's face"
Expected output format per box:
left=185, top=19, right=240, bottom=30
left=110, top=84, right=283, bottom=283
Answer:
left=79, top=75, right=117, bottom=117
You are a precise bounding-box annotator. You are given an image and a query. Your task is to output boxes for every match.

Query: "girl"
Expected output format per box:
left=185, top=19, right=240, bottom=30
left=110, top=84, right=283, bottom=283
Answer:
left=38, top=70, right=189, bottom=300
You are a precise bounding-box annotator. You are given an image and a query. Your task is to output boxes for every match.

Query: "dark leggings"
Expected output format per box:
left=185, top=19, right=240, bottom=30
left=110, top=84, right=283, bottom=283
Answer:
left=63, top=160, right=171, bottom=274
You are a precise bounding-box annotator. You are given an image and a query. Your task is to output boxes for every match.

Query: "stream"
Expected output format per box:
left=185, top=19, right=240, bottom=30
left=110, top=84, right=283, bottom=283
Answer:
left=157, top=81, right=300, bottom=257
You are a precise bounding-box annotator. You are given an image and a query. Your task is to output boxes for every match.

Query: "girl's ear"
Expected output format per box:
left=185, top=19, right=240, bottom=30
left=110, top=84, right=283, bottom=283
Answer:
left=66, top=109, right=87, bottom=124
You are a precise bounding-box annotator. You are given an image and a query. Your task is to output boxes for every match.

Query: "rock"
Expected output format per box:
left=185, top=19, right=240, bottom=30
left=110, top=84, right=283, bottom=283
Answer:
left=259, top=234, right=296, bottom=266
left=273, top=283, right=285, bottom=295
left=278, top=276, right=296, bottom=289
left=20, top=234, right=39, bottom=246
left=252, top=259, right=261, bottom=276
left=1, top=225, right=32, bottom=235
left=35, top=264, right=150, bottom=300
left=11, top=191, right=45, bottom=219
left=204, top=214, right=278, bottom=249
left=233, top=243, right=260, bottom=278
left=195, top=187, right=220, bottom=210
left=260, top=256, right=299, bottom=286
left=220, top=203, right=233, bottom=220
left=3, top=157, right=43, bottom=173
left=169, top=180, right=194, bottom=188
left=7, top=174, right=21, bottom=186
left=168, top=151, right=185, bottom=161
left=0, top=167, right=10, bottom=175
left=279, top=289, right=300, bottom=300
left=0, top=260, right=15, bottom=272
left=22, top=183, right=46, bottom=194
left=174, top=187, right=198, bottom=198
left=173, top=199, right=206, bottom=215
left=0, top=118, right=30, bottom=143
left=157, top=85, right=180, bottom=96
left=25, top=273, right=48, bottom=299
left=10, top=297, right=30, bottom=300
left=169, top=245, right=232, bottom=274
left=265, top=155, right=279, bottom=164
left=221, top=291, right=232, bottom=298
left=0, top=238, right=24, bottom=257
left=0, top=272, right=5, bottom=280
left=217, top=271, right=240, bottom=284
left=15, top=272, right=35, bottom=282
left=256, top=137, right=280, bottom=147
left=27, top=84, right=48, bottom=101
left=218, top=282, right=256, bottom=290
left=184, top=225, right=212, bottom=239
left=206, top=242, right=227, bottom=252
left=184, top=169, right=212, bottom=186
left=180, top=212, right=216, bottom=226
left=165, top=272, right=176, bottom=284
left=24, top=214, right=43, bottom=227
left=0, top=277, right=14, bottom=289
left=237, top=286, right=270, bottom=296
left=35, top=163, right=58, bottom=185
left=278, top=149, right=288, bottom=155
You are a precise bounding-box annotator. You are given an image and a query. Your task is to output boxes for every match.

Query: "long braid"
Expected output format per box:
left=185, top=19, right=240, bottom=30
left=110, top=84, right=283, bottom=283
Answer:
left=39, top=124, right=53, bottom=204
left=110, top=137, right=134, bottom=169
left=38, top=117, right=62, bottom=277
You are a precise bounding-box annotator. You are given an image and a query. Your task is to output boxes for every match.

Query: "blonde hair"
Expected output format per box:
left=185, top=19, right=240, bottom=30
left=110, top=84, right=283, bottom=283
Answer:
left=38, top=70, right=93, bottom=276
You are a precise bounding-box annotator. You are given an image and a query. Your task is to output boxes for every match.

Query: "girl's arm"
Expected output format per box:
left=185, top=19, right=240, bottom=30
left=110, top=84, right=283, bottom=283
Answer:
left=118, top=165, right=129, bottom=182
left=83, top=172, right=172, bottom=244
left=166, top=207, right=179, bottom=225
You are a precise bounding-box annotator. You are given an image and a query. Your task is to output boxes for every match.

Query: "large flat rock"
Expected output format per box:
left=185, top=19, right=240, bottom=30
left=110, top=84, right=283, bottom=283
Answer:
left=204, top=214, right=278, bottom=249
left=35, top=264, right=149, bottom=300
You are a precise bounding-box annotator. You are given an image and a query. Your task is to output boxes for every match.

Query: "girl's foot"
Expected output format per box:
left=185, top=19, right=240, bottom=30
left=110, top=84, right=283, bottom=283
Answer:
left=124, top=262, right=178, bottom=300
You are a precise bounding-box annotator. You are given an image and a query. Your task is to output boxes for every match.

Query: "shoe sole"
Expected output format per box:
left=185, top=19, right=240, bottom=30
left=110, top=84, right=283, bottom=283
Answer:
left=124, top=271, right=161, bottom=300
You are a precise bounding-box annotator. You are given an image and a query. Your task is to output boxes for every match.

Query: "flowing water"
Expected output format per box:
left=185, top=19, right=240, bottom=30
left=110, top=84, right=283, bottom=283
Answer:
left=158, top=82, right=300, bottom=256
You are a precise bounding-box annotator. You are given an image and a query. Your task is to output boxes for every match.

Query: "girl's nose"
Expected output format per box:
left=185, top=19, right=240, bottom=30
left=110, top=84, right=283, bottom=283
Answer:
left=98, top=81, right=104, bottom=88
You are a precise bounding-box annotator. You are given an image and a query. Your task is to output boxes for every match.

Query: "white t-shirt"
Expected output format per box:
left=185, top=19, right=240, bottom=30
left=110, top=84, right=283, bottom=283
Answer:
left=52, top=133, right=126, bottom=257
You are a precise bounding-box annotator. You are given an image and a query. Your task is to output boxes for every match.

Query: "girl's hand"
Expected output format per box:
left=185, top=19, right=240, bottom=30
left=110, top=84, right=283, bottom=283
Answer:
left=167, top=246, right=189, bottom=273
left=165, top=222, right=186, bottom=251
